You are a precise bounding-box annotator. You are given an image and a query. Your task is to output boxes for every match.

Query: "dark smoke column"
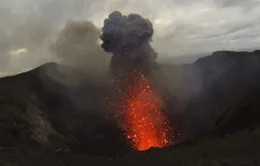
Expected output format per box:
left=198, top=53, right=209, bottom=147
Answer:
left=100, top=11, right=158, bottom=78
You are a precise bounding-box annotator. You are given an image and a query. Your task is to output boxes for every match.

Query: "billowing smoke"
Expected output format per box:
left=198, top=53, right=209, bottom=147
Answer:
left=100, top=11, right=158, bottom=77
left=51, top=20, right=110, bottom=79
left=100, top=11, right=153, bottom=54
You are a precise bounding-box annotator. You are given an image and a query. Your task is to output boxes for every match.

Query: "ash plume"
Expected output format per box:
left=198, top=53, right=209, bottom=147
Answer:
left=100, top=11, right=158, bottom=77
left=51, top=20, right=110, bottom=78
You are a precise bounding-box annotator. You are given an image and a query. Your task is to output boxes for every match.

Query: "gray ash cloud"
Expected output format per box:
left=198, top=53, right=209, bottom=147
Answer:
left=100, top=11, right=154, bottom=54
left=100, top=11, right=157, bottom=77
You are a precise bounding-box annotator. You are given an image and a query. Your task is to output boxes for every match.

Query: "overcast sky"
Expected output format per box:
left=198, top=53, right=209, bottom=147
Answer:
left=1, top=0, right=260, bottom=74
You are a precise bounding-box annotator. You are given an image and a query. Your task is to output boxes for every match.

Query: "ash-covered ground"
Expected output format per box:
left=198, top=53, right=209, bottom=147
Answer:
left=0, top=11, right=260, bottom=165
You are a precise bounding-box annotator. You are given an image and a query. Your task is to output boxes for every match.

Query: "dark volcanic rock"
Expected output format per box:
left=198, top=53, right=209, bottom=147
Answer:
left=0, top=63, right=129, bottom=156
left=0, top=50, right=260, bottom=156
left=171, top=50, right=260, bottom=140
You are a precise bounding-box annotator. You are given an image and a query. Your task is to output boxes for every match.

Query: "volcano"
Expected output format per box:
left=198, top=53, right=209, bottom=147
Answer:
left=0, top=50, right=260, bottom=165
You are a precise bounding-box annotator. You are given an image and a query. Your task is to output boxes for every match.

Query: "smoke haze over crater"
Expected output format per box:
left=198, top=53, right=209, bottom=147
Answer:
left=1, top=0, right=260, bottom=75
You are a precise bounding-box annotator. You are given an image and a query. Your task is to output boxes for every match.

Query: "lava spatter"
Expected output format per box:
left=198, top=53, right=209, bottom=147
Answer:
left=119, top=73, right=173, bottom=151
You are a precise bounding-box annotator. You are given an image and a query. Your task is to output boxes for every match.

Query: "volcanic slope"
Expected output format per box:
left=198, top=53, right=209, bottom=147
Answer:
left=0, top=50, right=260, bottom=165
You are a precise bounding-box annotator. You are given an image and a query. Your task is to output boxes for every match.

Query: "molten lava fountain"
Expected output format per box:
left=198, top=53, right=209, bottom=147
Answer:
left=100, top=11, right=173, bottom=151
left=119, top=72, right=172, bottom=151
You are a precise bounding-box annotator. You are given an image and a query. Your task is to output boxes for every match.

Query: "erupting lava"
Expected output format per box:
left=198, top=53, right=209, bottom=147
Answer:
left=101, top=11, right=173, bottom=151
left=119, top=73, right=172, bottom=151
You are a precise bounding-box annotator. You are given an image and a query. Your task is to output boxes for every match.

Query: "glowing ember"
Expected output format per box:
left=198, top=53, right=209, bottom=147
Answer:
left=119, top=73, right=172, bottom=151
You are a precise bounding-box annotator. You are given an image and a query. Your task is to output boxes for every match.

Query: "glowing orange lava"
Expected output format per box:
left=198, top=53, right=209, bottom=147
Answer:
left=121, top=74, right=172, bottom=151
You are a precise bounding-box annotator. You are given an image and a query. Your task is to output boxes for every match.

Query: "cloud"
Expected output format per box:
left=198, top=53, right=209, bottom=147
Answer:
left=214, top=0, right=260, bottom=10
left=78, top=0, right=260, bottom=57
left=1, top=0, right=260, bottom=73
